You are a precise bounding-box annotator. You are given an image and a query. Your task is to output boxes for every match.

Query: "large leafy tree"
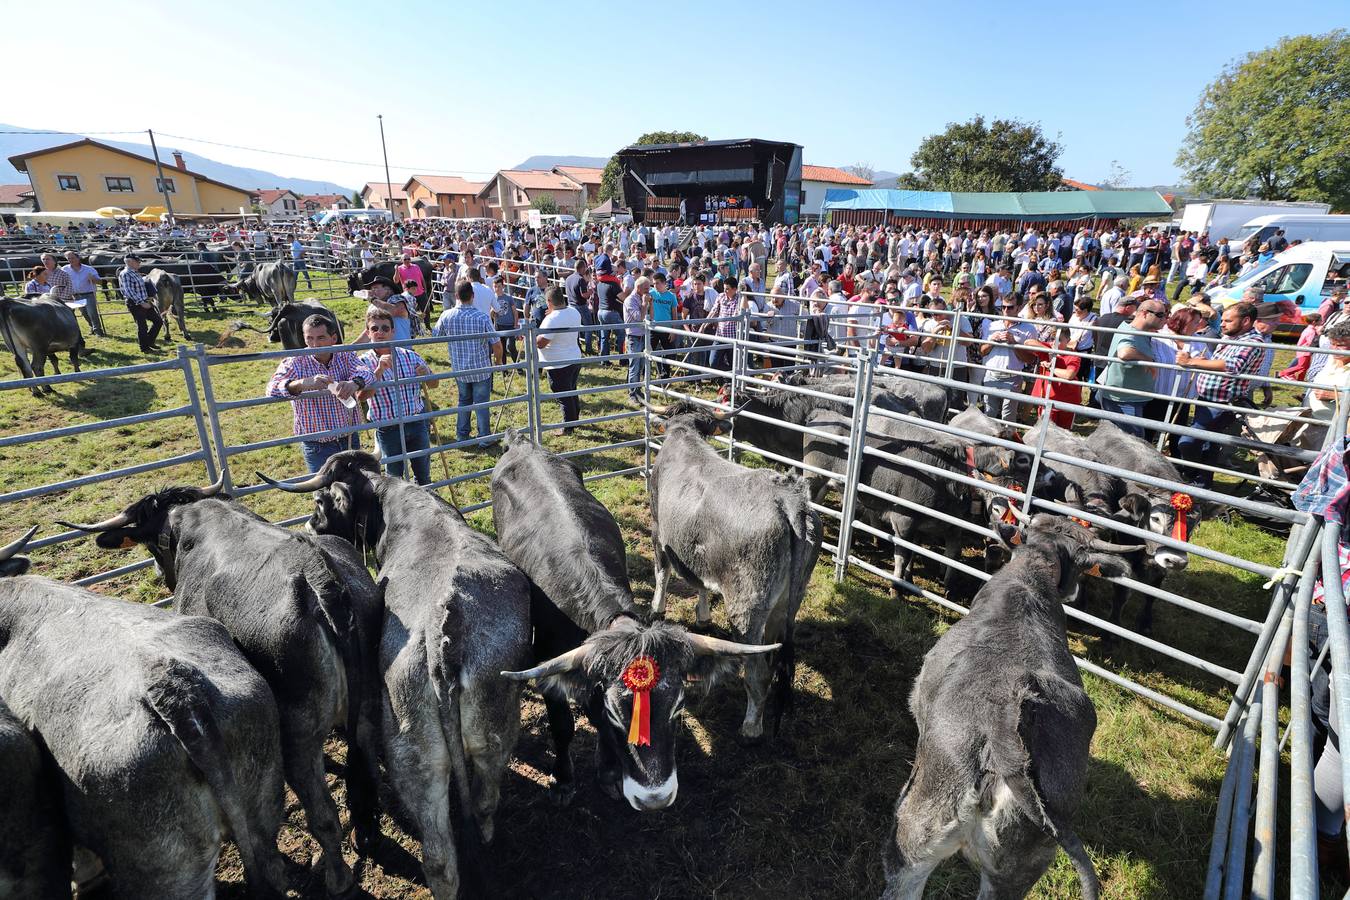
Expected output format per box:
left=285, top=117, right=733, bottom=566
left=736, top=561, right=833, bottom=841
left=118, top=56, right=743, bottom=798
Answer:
left=530, top=193, right=559, bottom=214
left=1176, top=31, right=1350, bottom=208
left=598, top=131, right=707, bottom=202
left=897, top=116, right=1063, bottom=192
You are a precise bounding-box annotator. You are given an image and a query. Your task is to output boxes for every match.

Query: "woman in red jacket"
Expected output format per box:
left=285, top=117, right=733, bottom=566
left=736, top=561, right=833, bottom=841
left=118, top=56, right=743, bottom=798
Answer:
left=1026, top=325, right=1082, bottom=429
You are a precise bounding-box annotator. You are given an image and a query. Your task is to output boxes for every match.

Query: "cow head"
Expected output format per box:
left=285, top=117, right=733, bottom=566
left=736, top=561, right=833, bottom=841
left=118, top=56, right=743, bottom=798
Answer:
left=255, top=451, right=390, bottom=548
left=0, top=526, right=37, bottom=578
left=967, top=443, right=1033, bottom=481
left=637, top=397, right=749, bottom=436
left=500, top=616, right=778, bottom=811
left=994, top=512, right=1143, bottom=598
left=1112, top=489, right=1196, bottom=572
left=58, top=477, right=229, bottom=588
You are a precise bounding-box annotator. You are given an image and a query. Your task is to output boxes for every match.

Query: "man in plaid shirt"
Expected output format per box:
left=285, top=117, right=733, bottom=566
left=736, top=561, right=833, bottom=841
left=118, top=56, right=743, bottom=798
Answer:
left=117, top=255, right=164, bottom=353
left=1175, top=301, right=1262, bottom=489
left=434, top=279, right=501, bottom=445
left=266, top=315, right=372, bottom=473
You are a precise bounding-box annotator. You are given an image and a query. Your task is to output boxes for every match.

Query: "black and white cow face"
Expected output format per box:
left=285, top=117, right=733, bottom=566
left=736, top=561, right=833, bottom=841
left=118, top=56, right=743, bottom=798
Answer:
left=502, top=619, right=774, bottom=811
left=58, top=482, right=228, bottom=589
left=1114, top=491, right=1196, bottom=572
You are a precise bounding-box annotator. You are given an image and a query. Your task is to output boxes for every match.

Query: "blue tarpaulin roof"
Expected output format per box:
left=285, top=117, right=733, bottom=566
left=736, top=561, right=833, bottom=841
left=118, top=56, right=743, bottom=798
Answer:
left=821, top=188, right=1172, bottom=220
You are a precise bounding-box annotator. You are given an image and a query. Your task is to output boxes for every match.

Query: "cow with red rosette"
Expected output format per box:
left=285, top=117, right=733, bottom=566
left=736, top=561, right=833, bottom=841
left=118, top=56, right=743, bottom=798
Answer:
left=490, top=430, right=780, bottom=811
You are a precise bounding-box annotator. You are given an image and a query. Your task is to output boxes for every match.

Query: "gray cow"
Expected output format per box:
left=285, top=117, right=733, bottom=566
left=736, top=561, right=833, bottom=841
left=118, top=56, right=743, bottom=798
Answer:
left=490, top=430, right=780, bottom=809
left=146, top=268, right=188, bottom=341
left=0, top=296, right=85, bottom=393
left=259, top=451, right=532, bottom=900
left=882, top=514, right=1142, bottom=899
left=644, top=399, right=822, bottom=743
left=803, top=407, right=1032, bottom=594
left=235, top=260, right=298, bottom=307
left=0, top=527, right=288, bottom=899
left=62, top=477, right=385, bottom=898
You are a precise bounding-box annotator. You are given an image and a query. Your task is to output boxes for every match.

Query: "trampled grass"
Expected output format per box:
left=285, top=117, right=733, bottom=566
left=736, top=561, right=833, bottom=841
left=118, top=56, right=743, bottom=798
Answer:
left=0, top=284, right=1295, bottom=898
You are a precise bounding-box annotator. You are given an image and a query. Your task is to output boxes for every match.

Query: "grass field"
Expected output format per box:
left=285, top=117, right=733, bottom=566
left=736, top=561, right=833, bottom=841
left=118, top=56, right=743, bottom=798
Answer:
left=0, top=282, right=1306, bottom=898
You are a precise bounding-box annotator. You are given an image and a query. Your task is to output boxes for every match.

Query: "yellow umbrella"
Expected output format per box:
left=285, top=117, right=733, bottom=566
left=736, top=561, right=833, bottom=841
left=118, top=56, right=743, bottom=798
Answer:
left=134, top=206, right=167, bottom=223
left=95, top=206, right=129, bottom=217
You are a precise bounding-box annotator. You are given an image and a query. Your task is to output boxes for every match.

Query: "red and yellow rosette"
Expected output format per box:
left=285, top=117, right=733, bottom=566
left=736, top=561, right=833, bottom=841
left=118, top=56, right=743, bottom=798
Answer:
left=622, top=655, right=660, bottom=746
left=1171, top=492, right=1193, bottom=542
left=1002, top=485, right=1024, bottom=525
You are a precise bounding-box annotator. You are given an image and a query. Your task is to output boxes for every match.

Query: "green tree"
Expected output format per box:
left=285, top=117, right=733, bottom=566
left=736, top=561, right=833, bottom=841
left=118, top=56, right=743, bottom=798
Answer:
left=598, top=131, right=707, bottom=202
left=898, top=116, right=1063, bottom=192
left=1176, top=31, right=1350, bottom=208
left=351, top=190, right=363, bottom=208
left=530, top=193, right=559, bottom=214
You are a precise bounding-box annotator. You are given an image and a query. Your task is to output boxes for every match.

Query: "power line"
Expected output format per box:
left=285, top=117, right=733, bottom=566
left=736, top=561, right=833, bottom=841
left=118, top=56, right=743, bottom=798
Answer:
left=154, top=130, right=501, bottom=177
left=0, top=129, right=146, bottom=135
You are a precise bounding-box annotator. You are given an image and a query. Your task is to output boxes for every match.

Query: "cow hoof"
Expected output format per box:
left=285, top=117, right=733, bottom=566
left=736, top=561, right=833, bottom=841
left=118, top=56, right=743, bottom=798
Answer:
left=547, top=778, right=578, bottom=807
left=311, top=852, right=358, bottom=900
left=734, top=730, right=766, bottom=748
left=692, top=617, right=713, bottom=633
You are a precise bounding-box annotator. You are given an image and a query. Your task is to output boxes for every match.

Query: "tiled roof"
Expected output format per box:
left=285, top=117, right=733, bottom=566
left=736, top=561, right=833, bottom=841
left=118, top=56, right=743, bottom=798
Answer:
left=363, top=181, right=408, bottom=201
left=801, top=165, right=872, bottom=186
left=406, top=175, right=488, bottom=195
left=552, top=166, right=604, bottom=185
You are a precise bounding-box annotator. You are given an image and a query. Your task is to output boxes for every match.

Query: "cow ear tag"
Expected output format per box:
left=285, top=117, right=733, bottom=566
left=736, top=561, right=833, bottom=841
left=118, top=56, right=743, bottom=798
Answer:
left=622, top=656, right=660, bottom=746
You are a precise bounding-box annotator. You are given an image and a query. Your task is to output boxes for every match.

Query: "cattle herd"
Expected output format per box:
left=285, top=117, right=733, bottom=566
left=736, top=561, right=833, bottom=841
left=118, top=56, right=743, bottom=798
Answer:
left=0, top=342, right=1214, bottom=899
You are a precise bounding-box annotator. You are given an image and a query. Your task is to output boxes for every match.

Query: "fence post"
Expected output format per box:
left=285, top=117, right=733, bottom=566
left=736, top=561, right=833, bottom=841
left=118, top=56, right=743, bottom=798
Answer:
left=642, top=319, right=654, bottom=481
left=191, top=344, right=235, bottom=492
left=727, top=309, right=749, bottom=461
left=523, top=321, right=543, bottom=443
left=833, top=349, right=876, bottom=582
left=1287, top=524, right=1323, bottom=898
left=178, top=345, right=218, bottom=483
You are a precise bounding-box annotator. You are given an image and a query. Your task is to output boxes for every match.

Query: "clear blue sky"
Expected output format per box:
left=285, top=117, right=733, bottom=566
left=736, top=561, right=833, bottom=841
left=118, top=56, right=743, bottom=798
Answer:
left=9, top=0, right=1346, bottom=190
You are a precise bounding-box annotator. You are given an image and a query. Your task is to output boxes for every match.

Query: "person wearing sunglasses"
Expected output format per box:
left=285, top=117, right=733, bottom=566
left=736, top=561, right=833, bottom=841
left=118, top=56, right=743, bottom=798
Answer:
left=1097, top=299, right=1168, bottom=436
left=358, top=307, right=439, bottom=484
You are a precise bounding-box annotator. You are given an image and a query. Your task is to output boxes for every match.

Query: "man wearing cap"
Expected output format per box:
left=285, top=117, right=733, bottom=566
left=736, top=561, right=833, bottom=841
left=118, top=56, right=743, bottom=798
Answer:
left=1249, top=296, right=1280, bottom=408
left=593, top=253, right=625, bottom=362
left=117, top=254, right=164, bottom=353
left=62, top=250, right=105, bottom=337
left=365, top=275, right=417, bottom=342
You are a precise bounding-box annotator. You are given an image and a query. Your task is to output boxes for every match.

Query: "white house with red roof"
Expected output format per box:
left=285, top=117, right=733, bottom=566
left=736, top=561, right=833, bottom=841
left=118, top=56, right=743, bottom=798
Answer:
left=254, top=188, right=303, bottom=219
left=800, top=165, right=873, bottom=219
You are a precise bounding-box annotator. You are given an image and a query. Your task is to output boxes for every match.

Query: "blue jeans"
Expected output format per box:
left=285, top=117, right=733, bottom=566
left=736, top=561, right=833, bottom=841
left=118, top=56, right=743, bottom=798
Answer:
left=627, top=333, right=646, bottom=395
left=1099, top=396, right=1147, bottom=436
left=597, top=309, right=625, bottom=359
left=376, top=420, right=431, bottom=484
left=456, top=377, right=492, bottom=442
left=1175, top=403, right=1238, bottom=489
left=300, top=434, right=359, bottom=474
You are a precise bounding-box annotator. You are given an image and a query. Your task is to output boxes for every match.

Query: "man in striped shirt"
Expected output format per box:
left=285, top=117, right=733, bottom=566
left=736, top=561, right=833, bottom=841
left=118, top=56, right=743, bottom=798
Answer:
left=359, top=307, right=438, bottom=484
left=1175, top=301, right=1264, bottom=489
left=266, top=315, right=371, bottom=473
left=116, top=255, right=164, bottom=353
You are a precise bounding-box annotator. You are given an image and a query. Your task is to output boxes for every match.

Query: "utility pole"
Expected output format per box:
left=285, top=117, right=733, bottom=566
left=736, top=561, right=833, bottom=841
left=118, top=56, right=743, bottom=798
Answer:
left=146, top=129, right=177, bottom=226
left=377, top=114, right=397, bottom=221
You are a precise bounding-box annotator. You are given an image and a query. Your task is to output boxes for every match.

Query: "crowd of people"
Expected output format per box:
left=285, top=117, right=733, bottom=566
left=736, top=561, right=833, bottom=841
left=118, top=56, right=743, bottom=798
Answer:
left=11, top=214, right=1349, bottom=497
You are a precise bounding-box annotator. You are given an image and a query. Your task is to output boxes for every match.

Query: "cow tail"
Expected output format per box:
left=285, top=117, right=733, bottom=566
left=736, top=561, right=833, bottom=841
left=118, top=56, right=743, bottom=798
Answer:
left=427, top=601, right=486, bottom=894
left=769, top=496, right=822, bottom=735
left=142, top=656, right=286, bottom=897
left=990, top=681, right=1100, bottom=900
left=0, top=299, right=34, bottom=379
left=302, top=573, right=382, bottom=856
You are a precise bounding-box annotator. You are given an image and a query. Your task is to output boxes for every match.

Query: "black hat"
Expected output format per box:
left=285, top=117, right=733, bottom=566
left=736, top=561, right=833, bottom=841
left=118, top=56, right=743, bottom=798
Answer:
left=124, top=253, right=141, bottom=261
left=367, top=275, right=398, bottom=291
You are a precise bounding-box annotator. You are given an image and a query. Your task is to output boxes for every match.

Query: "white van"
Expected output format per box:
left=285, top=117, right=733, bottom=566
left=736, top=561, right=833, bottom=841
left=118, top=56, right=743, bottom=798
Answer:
left=1236, top=214, right=1350, bottom=248
left=315, top=208, right=393, bottom=226
left=1218, top=241, right=1350, bottom=317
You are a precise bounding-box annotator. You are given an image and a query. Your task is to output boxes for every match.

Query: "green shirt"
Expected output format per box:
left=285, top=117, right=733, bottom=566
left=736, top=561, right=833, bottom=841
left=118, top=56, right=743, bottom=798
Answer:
left=1100, top=323, right=1156, bottom=403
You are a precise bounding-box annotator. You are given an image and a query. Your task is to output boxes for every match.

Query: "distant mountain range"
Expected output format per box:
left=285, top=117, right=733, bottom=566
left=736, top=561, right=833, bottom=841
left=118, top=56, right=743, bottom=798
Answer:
left=0, top=125, right=354, bottom=196
left=513, top=155, right=608, bottom=171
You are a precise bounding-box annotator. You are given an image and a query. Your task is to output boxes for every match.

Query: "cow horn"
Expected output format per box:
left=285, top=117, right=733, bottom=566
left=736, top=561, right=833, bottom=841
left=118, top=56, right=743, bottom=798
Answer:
left=254, top=470, right=330, bottom=493
left=1003, top=501, right=1031, bottom=523
left=711, top=399, right=753, bottom=421
left=686, top=633, right=781, bottom=657
left=200, top=473, right=227, bottom=497
left=635, top=397, right=673, bottom=417
left=0, top=526, right=38, bottom=562
left=1089, top=538, right=1148, bottom=554
left=499, top=644, right=590, bottom=681
left=57, top=510, right=133, bottom=532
